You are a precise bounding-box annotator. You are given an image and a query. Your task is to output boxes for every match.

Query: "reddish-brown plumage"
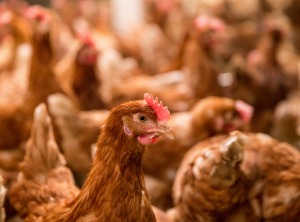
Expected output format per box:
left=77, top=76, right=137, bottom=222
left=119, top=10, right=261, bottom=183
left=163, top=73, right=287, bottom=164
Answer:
left=60, top=101, right=158, bottom=222
left=10, top=97, right=175, bottom=222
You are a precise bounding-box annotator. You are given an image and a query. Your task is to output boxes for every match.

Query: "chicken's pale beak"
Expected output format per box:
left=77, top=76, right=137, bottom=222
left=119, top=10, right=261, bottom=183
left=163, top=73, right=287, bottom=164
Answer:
left=147, top=122, right=175, bottom=140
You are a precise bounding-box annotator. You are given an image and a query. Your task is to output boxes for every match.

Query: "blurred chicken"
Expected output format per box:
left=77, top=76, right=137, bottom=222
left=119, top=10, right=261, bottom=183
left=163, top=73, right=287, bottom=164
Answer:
left=231, top=21, right=288, bottom=132
left=9, top=103, right=79, bottom=221
left=0, top=9, right=32, bottom=213
left=55, top=30, right=104, bottom=110
left=171, top=132, right=254, bottom=222
left=0, top=5, right=77, bottom=148
left=47, top=93, right=109, bottom=186
left=0, top=7, right=78, bottom=217
left=172, top=131, right=300, bottom=221
left=10, top=94, right=175, bottom=221
left=73, top=32, right=105, bottom=110
left=143, top=97, right=252, bottom=210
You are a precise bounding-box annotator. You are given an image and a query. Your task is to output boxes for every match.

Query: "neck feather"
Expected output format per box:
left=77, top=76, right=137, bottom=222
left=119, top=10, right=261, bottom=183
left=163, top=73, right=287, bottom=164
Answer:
left=63, top=121, right=155, bottom=222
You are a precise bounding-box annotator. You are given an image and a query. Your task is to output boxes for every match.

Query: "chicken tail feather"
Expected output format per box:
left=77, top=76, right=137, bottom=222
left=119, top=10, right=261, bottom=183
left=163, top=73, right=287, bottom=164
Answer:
left=18, top=103, right=66, bottom=182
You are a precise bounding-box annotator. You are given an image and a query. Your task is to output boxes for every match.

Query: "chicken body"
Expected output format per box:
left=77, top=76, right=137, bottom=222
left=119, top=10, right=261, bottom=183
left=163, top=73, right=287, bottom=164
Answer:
left=0, top=6, right=78, bottom=218
left=9, top=104, right=79, bottom=221
left=173, top=131, right=300, bottom=222
left=231, top=24, right=288, bottom=132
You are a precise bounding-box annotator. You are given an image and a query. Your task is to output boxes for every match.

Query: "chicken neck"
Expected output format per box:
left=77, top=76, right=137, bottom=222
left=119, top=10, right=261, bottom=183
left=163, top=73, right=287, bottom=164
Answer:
left=62, top=117, right=156, bottom=221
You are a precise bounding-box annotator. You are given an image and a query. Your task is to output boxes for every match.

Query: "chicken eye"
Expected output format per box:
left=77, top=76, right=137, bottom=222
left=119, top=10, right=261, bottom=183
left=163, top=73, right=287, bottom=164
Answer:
left=138, top=114, right=147, bottom=122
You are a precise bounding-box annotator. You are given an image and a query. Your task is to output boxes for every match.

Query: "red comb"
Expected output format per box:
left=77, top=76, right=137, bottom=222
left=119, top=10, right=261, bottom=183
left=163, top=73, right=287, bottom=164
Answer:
left=144, top=93, right=170, bottom=122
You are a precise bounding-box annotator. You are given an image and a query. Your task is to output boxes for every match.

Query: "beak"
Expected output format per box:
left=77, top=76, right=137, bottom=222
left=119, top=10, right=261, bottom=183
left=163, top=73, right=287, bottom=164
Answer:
left=147, top=122, right=175, bottom=140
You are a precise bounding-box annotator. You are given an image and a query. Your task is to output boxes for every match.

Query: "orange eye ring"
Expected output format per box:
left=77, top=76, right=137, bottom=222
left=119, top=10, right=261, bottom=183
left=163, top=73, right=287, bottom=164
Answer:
left=138, top=114, right=147, bottom=122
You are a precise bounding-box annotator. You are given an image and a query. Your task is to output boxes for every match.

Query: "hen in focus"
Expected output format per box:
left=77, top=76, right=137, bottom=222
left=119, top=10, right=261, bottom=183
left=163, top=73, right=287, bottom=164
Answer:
left=10, top=94, right=175, bottom=221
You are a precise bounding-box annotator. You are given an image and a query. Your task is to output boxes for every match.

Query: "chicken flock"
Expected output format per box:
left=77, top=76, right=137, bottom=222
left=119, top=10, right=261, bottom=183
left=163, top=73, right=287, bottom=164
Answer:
left=1, top=0, right=300, bottom=221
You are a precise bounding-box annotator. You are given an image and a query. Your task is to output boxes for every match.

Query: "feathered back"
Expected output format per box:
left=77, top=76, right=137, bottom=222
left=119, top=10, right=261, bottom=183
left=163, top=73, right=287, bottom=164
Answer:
left=0, top=176, right=6, bottom=222
left=19, top=103, right=66, bottom=182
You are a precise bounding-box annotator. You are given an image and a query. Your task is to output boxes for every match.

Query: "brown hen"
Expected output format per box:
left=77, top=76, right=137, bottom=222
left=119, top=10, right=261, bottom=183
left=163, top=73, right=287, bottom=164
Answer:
left=143, top=97, right=253, bottom=183
left=231, top=21, right=288, bottom=132
left=172, top=131, right=300, bottom=222
left=10, top=94, right=175, bottom=221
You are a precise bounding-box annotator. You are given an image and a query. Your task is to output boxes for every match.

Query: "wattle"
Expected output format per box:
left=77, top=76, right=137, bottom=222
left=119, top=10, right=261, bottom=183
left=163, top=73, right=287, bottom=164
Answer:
left=138, top=134, right=153, bottom=145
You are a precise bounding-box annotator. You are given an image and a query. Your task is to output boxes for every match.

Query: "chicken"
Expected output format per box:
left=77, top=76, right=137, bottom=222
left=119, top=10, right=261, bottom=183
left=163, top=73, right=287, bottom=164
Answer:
left=0, top=5, right=79, bottom=148
left=0, top=6, right=79, bottom=217
left=231, top=21, right=288, bottom=132
left=9, top=103, right=79, bottom=221
left=47, top=93, right=109, bottom=186
left=72, top=31, right=104, bottom=110
left=172, top=131, right=300, bottom=221
left=24, top=5, right=78, bottom=114
left=143, top=97, right=253, bottom=183
left=10, top=94, right=175, bottom=221
left=55, top=30, right=105, bottom=110
left=0, top=9, right=32, bottom=216
left=0, top=175, right=6, bottom=222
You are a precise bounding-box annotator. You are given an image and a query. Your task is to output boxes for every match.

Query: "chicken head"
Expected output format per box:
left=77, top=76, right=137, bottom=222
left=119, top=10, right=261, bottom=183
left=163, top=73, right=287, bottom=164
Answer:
left=122, top=93, right=175, bottom=145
